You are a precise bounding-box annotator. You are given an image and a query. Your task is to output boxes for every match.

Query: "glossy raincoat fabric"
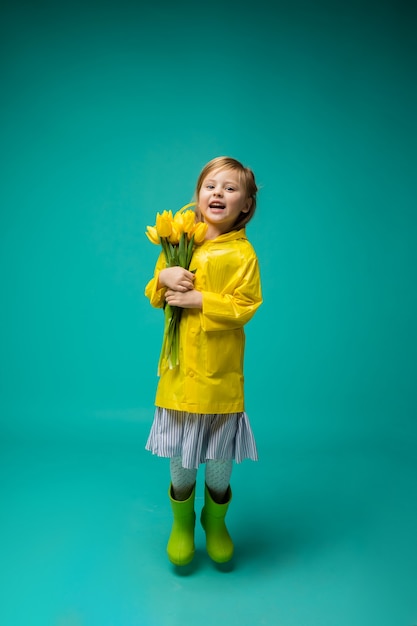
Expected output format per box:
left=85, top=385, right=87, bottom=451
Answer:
left=145, top=228, right=262, bottom=414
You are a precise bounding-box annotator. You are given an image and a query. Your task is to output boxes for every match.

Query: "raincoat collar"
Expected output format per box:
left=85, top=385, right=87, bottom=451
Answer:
left=205, top=228, right=247, bottom=244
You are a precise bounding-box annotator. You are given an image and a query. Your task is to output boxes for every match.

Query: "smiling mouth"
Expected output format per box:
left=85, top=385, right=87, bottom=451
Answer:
left=209, top=202, right=225, bottom=210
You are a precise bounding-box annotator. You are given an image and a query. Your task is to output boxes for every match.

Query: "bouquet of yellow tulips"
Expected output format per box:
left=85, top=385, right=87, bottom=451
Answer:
left=146, top=202, right=208, bottom=371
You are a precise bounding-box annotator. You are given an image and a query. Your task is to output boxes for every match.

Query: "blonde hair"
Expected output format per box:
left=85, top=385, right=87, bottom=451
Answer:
left=194, top=156, right=258, bottom=231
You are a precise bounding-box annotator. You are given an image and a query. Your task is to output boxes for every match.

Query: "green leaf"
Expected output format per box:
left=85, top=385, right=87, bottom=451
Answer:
left=186, top=234, right=195, bottom=268
left=161, top=238, right=170, bottom=264
left=179, top=233, right=186, bottom=267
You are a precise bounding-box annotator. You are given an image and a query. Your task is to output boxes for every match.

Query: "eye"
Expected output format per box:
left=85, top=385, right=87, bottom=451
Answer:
left=205, top=184, right=214, bottom=189
left=226, top=186, right=236, bottom=191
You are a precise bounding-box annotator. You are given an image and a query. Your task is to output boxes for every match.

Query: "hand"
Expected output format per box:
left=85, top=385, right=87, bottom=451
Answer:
left=158, top=267, right=195, bottom=292
left=165, top=288, right=203, bottom=310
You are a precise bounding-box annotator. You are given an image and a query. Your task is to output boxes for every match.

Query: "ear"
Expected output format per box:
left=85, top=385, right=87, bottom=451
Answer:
left=242, top=197, right=252, bottom=214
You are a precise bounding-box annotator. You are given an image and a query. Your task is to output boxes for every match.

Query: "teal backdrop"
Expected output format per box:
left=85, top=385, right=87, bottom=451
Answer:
left=1, top=1, right=416, bottom=625
left=1, top=0, right=415, bottom=446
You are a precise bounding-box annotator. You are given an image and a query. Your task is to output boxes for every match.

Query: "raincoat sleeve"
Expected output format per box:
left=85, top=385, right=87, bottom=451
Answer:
left=144, top=251, right=167, bottom=309
left=201, top=253, right=262, bottom=331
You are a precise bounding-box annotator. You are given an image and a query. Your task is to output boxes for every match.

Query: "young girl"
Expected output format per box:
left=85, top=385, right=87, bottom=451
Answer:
left=145, top=156, right=262, bottom=566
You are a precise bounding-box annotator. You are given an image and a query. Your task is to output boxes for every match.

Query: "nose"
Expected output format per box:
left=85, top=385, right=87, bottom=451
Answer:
left=213, top=186, right=223, bottom=196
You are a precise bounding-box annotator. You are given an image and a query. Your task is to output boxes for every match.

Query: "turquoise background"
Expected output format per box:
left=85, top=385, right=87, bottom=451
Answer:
left=1, top=1, right=416, bottom=625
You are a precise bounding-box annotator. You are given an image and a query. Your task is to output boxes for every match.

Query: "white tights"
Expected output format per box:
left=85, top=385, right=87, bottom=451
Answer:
left=170, top=456, right=233, bottom=502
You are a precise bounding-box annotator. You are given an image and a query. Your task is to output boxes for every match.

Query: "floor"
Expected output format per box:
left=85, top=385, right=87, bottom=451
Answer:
left=1, top=416, right=416, bottom=626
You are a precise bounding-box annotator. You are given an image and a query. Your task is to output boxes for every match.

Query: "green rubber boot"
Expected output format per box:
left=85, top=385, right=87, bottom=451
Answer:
left=200, top=484, right=234, bottom=563
left=167, top=484, right=196, bottom=566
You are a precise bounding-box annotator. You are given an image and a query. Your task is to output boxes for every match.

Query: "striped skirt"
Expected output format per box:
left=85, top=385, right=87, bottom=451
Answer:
left=145, top=407, right=258, bottom=470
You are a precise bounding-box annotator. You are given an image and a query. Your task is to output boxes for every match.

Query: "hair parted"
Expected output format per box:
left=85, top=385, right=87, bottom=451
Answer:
left=194, top=156, right=258, bottom=231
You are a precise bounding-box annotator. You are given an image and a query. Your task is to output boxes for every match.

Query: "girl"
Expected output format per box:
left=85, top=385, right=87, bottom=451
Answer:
left=145, top=156, right=262, bottom=566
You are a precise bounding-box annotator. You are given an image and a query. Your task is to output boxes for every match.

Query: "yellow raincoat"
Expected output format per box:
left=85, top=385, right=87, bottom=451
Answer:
left=145, top=229, right=262, bottom=413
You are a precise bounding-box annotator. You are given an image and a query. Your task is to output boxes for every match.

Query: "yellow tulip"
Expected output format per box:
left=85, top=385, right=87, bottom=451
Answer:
left=191, top=221, right=208, bottom=244
left=145, top=225, right=160, bottom=244
left=169, top=222, right=181, bottom=244
left=156, top=210, right=173, bottom=238
left=181, top=209, right=196, bottom=234
left=173, top=210, right=184, bottom=230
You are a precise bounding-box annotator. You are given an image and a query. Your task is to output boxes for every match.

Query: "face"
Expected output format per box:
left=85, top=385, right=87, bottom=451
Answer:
left=197, top=168, right=252, bottom=239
